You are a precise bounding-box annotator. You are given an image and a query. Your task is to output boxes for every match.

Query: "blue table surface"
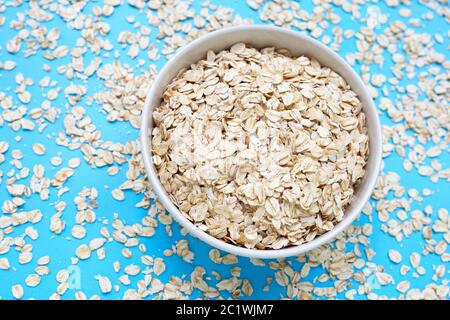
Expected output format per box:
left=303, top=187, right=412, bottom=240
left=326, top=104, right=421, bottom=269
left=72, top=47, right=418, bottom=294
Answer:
left=0, top=0, right=448, bottom=300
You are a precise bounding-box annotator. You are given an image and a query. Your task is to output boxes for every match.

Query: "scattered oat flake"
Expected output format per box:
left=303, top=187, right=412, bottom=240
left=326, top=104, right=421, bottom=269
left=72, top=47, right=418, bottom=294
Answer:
left=0, top=258, right=11, bottom=270
left=98, top=276, right=112, bottom=293
left=388, top=250, right=402, bottom=264
left=11, top=284, right=24, bottom=299
left=25, top=274, right=41, bottom=287
left=75, top=244, right=91, bottom=260
left=112, top=189, right=125, bottom=201
left=32, top=143, right=46, bottom=155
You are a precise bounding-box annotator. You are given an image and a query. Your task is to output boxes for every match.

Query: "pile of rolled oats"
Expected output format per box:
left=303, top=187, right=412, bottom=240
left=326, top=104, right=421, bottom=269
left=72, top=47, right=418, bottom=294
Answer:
left=152, top=43, right=369, bottom=249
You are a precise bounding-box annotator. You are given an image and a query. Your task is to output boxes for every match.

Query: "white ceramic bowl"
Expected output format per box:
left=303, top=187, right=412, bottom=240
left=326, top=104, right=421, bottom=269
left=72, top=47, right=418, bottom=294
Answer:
left=141, top=25, right=382, bottom=259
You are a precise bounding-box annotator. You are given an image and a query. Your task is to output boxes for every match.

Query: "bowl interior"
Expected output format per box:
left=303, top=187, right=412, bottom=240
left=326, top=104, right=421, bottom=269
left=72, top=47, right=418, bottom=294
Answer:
left=141, top=25, right=382, bottom=259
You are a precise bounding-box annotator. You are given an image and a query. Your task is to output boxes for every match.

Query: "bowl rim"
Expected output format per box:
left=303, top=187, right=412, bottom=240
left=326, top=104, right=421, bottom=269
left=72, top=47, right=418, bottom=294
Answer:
left=140, top=24, right=382, bottom=259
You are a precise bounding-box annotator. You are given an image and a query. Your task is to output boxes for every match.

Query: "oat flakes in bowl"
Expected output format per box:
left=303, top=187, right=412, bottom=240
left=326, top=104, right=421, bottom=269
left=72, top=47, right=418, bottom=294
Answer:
left=141, top=25, right=382, bottom=259
left=152, top=43, right=369, bottom=250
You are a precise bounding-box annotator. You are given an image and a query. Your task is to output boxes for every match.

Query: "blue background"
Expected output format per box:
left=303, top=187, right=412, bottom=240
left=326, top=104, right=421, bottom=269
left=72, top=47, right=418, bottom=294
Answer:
left=0, top=0, right=448, bottom=300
